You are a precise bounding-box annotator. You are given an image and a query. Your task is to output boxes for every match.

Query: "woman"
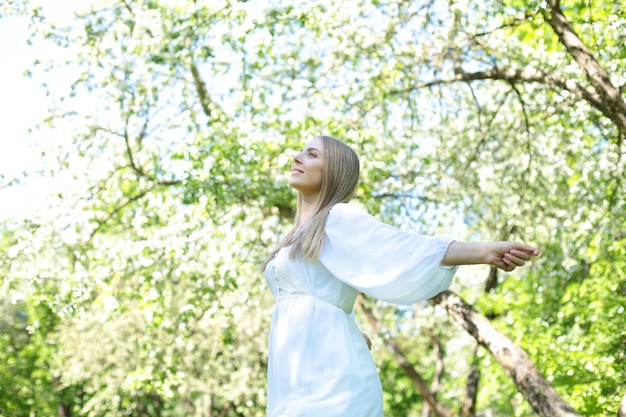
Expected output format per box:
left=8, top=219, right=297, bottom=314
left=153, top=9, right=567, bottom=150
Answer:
left=263, top=135, right=538, bottom=417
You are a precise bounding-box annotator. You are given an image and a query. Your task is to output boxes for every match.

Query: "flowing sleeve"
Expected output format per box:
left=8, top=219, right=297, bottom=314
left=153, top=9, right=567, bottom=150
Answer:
left=319, top=203, right=458, bottom=305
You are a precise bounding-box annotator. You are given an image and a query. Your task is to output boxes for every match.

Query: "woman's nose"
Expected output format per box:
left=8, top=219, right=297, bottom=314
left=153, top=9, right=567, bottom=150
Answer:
left=294, top=152, right=303, bottom=164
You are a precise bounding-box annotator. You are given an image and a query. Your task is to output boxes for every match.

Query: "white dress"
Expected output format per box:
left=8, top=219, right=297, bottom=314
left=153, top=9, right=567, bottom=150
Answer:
left=264, top=203, right=458, bottom=417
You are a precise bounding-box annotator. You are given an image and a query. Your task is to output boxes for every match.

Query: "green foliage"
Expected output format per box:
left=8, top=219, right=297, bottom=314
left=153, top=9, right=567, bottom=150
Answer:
left=0, top=277, right=59, bottom=416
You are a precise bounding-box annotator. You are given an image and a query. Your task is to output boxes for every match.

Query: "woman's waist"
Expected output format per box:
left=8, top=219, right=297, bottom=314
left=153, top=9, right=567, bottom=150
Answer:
left=275, top=292, right=354, bottom=314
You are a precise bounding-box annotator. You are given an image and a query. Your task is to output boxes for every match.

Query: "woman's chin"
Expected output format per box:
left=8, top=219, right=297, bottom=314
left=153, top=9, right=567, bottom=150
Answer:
left=288, top=178, right=301, bottom=190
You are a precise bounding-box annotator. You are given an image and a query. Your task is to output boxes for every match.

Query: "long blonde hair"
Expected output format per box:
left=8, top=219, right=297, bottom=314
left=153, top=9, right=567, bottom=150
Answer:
left=264, top=136, right=360, bottom=266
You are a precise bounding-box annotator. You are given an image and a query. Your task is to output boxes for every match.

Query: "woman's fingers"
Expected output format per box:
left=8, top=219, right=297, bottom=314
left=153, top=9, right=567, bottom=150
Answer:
left=502, top=257, right=516, bottom=270
left=514, top=243, right=540, bottom=256
left=498, top=243, right=540, bottom=272
left=504, top=252, right=527, bottom=266
left=509, top=249, right=532, bottom=261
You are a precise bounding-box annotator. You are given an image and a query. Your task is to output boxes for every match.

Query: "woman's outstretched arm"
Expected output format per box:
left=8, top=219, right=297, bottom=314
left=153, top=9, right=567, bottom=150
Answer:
left=441, top=241, right=539, bottom=272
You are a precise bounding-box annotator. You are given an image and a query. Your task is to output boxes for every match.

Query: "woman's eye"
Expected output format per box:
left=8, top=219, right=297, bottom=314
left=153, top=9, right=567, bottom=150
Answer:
left=308, top=152, right=316, bottom=157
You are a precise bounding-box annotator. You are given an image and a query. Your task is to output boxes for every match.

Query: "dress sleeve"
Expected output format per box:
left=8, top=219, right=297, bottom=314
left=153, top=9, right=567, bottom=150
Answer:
left=319, top=203, right=458, bottom=305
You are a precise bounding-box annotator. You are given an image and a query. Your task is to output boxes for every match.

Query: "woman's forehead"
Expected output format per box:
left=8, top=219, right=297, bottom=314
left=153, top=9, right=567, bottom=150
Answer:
left=302, top=137, right=324, bottom=150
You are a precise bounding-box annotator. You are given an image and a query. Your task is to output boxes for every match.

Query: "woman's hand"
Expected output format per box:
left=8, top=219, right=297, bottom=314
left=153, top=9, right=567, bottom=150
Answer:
left=442, top=241, right=539, bottom=271
left=484, top=241, right=539, bottom=272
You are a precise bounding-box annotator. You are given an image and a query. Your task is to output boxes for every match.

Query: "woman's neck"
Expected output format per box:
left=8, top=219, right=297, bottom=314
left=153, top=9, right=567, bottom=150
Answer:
left=297, top=196, right=318, bottom=226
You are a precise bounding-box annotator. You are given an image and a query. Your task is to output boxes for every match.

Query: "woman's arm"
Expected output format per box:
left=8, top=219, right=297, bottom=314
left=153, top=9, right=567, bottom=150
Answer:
left=441, top=241, right=539, bottom=271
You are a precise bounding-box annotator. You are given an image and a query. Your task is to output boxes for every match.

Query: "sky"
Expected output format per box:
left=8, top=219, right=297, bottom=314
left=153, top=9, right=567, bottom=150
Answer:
left=0, top=0, right=89, bottom=221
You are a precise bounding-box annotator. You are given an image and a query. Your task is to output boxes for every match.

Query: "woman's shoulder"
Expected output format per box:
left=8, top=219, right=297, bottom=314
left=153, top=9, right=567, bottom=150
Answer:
left=327, top=202, right=372, bottom=225
left=329, top=202, right=365, bottom=216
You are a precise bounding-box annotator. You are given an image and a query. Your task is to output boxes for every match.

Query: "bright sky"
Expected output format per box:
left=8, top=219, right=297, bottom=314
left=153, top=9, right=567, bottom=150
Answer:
left=0, top=0, right=90, bottom=221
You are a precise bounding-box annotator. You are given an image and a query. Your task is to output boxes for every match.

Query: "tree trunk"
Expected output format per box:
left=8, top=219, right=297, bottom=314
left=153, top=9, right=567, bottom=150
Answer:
left=421, top=332, right=445, bottom=417
left=432, top=290, right=582, bottom=417
left=53, top=376, right=71, bottom=417
left=57, top=402, right=71, bottom=417
left=618, top=393, right=626, bottom=417
left=460, top=346, right=480, bottom=417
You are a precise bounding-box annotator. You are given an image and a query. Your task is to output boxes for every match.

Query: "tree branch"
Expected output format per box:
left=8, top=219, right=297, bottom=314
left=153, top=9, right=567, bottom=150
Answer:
left=546, top=0, right=626, bottom=137
left=394, top=66, right=607, bottom=113
left=121, top=114, right=181, bottom=186
left=217, top=401, right=232, bottom=417
left=120, top=0, right=134, bottom=15
left=431, top=290, right=582, bottom=417
left=88, top=186, right=154, bottom=241
left=190, top=61, right=212, bottom=118
left=0, top=176, right=20, bottom=191
left=123, top=116, right=147, bottom=178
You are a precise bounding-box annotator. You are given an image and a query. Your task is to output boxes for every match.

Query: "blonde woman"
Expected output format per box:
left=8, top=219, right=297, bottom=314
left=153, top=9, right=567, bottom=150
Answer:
left=263, top=135, right=538, bottom=417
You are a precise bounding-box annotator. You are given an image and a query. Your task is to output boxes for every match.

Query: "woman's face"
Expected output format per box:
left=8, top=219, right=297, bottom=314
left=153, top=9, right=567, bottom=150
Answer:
left=288, top=137, right=324, bottom=199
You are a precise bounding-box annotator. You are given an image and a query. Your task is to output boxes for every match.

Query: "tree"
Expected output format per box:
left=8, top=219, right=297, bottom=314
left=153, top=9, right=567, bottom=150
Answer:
left=3, top=0, right=624, bottom=416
